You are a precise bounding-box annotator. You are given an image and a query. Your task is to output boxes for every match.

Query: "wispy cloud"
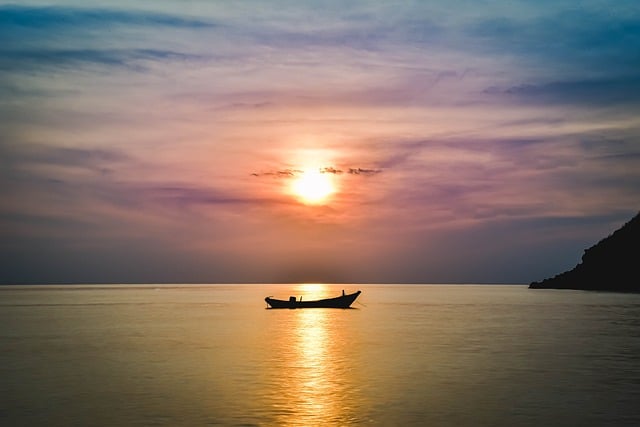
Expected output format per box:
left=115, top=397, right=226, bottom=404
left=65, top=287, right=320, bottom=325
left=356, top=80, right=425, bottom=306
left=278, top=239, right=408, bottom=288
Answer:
left=0, top=5, right=215, bottom=73
left=0, top=48, right=207, bottom=71
left=487, top=77, right=640, bottom=106
left=465, top=7, right=640, bottom=73
left=140, top=185, right=271, bottom=208
left=0, top=143, right=129, bottom=175
left=0, top=5, right=215, bottom=31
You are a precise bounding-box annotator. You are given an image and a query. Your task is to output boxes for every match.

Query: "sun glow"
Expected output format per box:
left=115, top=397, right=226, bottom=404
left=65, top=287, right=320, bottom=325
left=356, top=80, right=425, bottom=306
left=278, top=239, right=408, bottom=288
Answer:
left=291, top=169, right=336, bottom=204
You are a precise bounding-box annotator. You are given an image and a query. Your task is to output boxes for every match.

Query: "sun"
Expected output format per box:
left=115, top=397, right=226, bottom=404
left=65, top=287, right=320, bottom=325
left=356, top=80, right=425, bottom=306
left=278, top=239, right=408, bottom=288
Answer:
left=291, top=169, right=336, bottom=204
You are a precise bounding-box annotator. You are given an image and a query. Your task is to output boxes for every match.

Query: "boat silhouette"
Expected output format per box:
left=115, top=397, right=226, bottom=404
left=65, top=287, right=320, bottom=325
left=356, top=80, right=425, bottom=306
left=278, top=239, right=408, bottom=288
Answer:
left=265, top=290, right=361, bottom=309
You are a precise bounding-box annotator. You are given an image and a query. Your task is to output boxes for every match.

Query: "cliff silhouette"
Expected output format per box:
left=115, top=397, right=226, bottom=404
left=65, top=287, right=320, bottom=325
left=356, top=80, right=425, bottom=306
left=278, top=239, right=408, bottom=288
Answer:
left=530, top=211, right=640, bottom=292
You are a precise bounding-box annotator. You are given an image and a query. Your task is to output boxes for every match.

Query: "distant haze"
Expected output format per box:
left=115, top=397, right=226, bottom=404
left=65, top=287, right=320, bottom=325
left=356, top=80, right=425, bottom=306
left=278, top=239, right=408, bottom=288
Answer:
left=1, top=1, right=639, bottom=284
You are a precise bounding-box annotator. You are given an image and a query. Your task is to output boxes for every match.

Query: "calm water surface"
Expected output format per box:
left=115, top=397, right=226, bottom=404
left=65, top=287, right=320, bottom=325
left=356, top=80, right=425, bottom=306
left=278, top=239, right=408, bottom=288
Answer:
left=1, top=284, right=640, bottom=426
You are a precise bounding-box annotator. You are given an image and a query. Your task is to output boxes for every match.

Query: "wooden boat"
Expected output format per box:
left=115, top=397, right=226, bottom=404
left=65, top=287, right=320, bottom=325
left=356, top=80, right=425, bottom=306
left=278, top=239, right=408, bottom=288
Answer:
left=265, top=290, right=361, bottom=309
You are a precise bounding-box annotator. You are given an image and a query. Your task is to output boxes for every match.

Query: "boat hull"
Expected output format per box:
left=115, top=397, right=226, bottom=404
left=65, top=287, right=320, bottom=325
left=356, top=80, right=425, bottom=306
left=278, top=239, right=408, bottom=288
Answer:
left=265, top=290, right=361, bottom=309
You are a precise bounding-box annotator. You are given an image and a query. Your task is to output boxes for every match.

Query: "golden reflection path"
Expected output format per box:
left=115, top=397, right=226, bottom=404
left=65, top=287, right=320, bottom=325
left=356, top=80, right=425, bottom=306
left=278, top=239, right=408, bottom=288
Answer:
left=267, top=284, right=361, bottom=426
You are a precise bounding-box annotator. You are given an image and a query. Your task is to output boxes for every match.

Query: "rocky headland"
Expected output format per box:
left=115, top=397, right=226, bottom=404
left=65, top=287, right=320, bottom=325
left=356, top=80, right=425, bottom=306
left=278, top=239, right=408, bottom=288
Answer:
left=530, top=211, right=640, bottom=292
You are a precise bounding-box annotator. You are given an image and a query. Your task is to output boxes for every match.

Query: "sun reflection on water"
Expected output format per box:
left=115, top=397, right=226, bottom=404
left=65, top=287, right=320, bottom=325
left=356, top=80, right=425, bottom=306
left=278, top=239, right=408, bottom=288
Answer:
left=296, top=310, right=333, bottom=418
left=292, top=283, right=331, bottom=299
left=265, top=285, right=362, bottom=425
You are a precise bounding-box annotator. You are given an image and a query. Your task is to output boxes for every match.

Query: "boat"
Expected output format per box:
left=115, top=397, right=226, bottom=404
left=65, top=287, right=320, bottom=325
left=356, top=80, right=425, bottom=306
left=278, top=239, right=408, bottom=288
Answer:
left=265, top=290, right=362, bottom=309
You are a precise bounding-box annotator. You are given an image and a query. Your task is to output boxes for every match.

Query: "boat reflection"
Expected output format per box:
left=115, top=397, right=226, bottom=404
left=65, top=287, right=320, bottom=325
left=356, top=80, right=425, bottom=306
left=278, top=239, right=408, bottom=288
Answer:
left=266, top=285, right=362, bottom=425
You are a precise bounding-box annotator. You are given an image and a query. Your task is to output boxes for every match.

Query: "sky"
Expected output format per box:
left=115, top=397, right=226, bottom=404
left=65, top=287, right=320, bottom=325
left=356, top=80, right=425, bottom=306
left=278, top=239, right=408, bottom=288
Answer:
left=1, top=0, right=639, bottom=284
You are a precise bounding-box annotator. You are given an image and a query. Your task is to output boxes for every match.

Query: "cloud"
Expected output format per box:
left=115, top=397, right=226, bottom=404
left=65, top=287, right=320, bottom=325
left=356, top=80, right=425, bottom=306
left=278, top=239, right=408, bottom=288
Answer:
left=252, top=166, right=382, bottom=177
left=0, top=142, right=283, bottom=247
left=318, top=167, right=382, bottom=175
left=465, top=7, right=640, bottom=74
left=251, top=169, right=303, bottom=178
left=347, top=167, right=382, bottom=175
left=0, top=48, right=207, bottom=71
left=140, top=185, right=271, bottom=208
left=487, top=77, right=640, bottom=106
left=0, top=5, right=215, bottom=73
left=0, top=143, right=129, bottom=176
left=320, top=167, right=343, bottom=174
left=0, top=5, right=214, bottom=31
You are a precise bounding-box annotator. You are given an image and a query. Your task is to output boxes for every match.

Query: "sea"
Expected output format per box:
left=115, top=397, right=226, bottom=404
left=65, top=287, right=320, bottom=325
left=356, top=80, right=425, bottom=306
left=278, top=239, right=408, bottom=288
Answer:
left=1, top=284, right=639, bottom=426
